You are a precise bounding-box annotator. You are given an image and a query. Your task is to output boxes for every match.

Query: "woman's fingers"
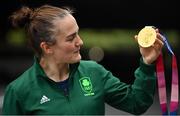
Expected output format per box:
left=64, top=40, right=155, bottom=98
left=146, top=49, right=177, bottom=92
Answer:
left=152, top=38, right=164, bottom=52
left=156, top=33, right=164, bottom=42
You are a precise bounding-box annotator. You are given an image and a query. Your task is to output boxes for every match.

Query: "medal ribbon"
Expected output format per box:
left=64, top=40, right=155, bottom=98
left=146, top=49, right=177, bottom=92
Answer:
left=156, top=33, right=179, bottom=115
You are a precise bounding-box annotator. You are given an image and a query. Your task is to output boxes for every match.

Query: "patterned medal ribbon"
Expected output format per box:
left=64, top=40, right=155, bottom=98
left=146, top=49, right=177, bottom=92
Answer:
left=156, top=33, right=179, bottom=115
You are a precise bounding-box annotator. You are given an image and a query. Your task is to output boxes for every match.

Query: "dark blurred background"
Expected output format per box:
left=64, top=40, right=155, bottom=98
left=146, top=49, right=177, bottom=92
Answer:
left=0, top=0, right=179, bottom=115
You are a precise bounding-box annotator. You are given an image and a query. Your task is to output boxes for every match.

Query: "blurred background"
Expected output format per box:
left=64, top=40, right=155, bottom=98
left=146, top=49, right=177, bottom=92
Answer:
left=0, top=0, right=179, bottom=115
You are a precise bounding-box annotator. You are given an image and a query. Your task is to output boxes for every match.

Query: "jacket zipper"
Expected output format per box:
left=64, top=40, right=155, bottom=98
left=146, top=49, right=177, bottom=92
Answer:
left=63, top=88, right=69, bottom=101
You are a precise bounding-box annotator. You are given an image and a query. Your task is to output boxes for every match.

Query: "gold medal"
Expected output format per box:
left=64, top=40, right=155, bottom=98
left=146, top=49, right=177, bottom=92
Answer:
left=137, top=26, right=156, bottom=47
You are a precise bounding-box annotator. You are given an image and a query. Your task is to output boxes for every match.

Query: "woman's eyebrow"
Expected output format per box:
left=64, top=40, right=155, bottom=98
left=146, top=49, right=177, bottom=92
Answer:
left=67, top=32, right=77, bottom=38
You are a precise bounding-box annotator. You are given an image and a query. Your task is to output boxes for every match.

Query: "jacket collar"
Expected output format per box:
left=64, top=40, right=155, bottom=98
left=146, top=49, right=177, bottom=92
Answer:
left=33, top=56, right=79, bottom=82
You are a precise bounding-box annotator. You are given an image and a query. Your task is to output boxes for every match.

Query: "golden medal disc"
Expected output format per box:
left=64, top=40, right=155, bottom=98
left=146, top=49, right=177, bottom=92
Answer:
left=137, top=26, right=156, bottom=48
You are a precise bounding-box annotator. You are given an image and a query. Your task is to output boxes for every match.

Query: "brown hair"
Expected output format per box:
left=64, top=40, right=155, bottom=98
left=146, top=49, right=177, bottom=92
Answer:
left=9, top=5, right=73, bottom=57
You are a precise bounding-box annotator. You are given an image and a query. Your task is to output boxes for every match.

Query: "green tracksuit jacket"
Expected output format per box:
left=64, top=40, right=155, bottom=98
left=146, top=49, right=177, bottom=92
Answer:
left=2, top=57, right=156, bottom=115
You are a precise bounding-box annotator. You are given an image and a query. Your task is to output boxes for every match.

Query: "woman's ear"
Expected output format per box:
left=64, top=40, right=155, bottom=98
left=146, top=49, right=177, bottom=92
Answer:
left=40, top=42, right=53, bottom=54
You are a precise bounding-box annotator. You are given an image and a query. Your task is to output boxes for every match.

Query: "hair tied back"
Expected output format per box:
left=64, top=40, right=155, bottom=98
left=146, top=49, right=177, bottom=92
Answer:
left=10, top=6, right=33, bottom=28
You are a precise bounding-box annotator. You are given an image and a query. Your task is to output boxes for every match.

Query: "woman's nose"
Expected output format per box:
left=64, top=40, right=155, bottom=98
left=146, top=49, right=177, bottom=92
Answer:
left=76, top=35, right=83, bottom=47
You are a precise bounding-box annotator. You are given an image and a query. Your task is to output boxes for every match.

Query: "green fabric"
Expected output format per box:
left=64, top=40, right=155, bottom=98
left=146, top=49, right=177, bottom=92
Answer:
left=2, top=57, right=156, bottom=115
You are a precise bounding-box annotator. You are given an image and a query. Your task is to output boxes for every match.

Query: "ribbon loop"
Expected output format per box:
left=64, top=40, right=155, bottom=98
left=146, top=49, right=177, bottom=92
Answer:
left=156, top=31, right=179, bottom=115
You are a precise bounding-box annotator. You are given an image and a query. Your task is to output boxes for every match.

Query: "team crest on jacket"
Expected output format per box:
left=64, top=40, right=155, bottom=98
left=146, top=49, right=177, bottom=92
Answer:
left=79, top=77, right=94, bottom=96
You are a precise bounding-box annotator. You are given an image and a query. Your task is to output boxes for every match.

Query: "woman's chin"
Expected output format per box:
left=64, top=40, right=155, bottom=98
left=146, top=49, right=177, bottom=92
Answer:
left=70, top=55, right=81, bottom=63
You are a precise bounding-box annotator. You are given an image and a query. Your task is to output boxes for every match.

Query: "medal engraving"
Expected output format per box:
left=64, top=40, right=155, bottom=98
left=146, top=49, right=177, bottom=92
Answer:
left=137, top=26, right=156, bottom=47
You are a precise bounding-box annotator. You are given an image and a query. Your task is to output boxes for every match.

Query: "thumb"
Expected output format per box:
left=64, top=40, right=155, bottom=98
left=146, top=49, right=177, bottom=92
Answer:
left=134, top=35, right=138, bottom=42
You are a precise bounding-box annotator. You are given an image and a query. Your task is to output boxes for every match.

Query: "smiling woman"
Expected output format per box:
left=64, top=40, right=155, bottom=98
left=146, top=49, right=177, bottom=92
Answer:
left=2, top=4, right=164, bottom=115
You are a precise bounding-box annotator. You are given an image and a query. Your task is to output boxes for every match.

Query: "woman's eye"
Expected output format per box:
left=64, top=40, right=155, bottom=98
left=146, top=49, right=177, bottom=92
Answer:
left=67, top=35, right=76, bottom=41
left=68, top=37, right=74, bottom=41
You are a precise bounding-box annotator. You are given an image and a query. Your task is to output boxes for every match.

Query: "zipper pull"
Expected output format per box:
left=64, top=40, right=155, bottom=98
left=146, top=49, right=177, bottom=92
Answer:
left=64, top=88, right=69, bottom=97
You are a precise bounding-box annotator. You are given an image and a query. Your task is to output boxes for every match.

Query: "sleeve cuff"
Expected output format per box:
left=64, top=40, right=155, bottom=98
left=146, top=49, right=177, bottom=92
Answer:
left=139, top=57, right=156, bottom=75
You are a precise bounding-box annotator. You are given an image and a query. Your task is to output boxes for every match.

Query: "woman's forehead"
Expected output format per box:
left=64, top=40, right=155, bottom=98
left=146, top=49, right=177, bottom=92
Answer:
left=54, top=15, right=78, bottom=35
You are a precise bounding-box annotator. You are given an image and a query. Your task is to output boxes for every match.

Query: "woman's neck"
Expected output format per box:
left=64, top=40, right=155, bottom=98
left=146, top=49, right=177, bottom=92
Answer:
left=39, top=57, right=69, bottom=82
